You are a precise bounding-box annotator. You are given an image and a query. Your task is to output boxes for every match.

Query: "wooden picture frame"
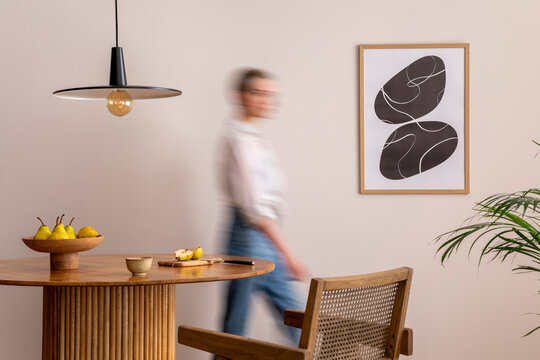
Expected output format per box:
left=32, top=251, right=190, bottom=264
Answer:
left=359, top=43, right=469, bottom=194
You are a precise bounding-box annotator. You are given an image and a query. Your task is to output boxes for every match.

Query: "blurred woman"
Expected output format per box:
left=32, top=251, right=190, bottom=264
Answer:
left=219, top=68, right=310, bottom=345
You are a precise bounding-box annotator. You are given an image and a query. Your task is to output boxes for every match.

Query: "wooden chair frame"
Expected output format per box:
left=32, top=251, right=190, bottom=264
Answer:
left=178, top=267, right=413, bottom=360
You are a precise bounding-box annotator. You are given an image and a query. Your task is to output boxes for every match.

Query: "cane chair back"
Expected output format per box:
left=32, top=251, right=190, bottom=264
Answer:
left=298, top=267, right=413, bottom=360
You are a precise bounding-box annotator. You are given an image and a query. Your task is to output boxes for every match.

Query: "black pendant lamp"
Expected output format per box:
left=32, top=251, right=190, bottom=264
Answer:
left=53, top=0, right=181, bottom=116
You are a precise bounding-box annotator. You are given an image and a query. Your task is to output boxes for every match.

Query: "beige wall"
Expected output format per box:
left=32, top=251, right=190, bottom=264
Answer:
left=1, top=0, right=540, bottom=358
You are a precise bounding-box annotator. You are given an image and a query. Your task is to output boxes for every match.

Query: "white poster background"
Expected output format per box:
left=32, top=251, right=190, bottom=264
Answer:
left=363, top=47, right=465, bottom=190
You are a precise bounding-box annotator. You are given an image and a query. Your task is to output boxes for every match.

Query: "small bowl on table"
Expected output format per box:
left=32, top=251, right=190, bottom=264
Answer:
left=22, top=236, right=104, bottom=270
left=125, top=257, right=153, bottom=276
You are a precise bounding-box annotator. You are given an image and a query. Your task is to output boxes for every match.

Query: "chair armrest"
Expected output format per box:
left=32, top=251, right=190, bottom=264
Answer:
left=178, top=325, right=311, bottom=360
left=284, top=309, right=305, bottom=329
left=400, top=327, right=413, bottom=356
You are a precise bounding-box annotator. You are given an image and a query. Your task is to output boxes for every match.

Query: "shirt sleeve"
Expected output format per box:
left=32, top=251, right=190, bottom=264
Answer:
left=228, top=136, right=278, bottom=225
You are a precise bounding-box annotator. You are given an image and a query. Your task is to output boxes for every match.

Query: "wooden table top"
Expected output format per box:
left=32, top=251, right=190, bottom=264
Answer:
left=0, top=254, right=274, bottom=287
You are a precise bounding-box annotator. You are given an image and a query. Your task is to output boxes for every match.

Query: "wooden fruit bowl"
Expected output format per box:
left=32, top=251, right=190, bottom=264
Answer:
left=22, top=236, right=104, bottom=270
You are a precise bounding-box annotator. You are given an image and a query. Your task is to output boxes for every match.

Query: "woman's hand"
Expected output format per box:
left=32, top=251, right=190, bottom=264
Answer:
left=284, top=253, right=311, bottom=281
left=256, top=217, right=311, bottom=281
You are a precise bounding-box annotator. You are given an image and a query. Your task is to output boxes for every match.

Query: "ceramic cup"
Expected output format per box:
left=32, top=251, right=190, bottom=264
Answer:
left=125, top=257, right=153, bottom=276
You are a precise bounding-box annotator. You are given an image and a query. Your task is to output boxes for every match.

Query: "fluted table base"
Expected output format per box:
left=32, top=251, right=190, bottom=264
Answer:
left=42, top=285, right=176, bottom=360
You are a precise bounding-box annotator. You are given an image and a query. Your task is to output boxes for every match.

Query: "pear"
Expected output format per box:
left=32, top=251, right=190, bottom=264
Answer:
left=65, top=217, right=76, bottom=239
left=49, top=214, right=69, bottom=240
left=52, top=215, right=64, bottom=232
left=33, top=217, right=51, bottom=240
left=191, top=247, right=203, bottom=260
left=174, top=249, right=193, bottom=261
left=77, top=226, right=99, bottom=238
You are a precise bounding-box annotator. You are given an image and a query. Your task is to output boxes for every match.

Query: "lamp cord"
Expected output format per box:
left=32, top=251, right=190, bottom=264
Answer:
left=115, top=0, right=118, bottom=47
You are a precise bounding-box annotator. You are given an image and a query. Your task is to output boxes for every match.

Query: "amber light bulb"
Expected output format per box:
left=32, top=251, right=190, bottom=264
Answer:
left=106, top=89, right=133, bottom=116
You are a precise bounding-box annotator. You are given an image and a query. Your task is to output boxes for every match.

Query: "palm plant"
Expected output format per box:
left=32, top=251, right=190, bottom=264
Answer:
left=435, top=188, right=540, bottom=336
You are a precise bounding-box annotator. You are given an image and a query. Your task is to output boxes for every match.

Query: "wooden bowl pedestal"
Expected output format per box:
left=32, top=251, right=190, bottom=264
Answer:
left=22, top=236, right=103, bottom=271
left=50, top=252, right=79, bottom=270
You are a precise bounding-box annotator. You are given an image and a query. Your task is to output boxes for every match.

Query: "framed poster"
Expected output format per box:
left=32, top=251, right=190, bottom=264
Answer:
left=359, top=43, right=469, bottom=194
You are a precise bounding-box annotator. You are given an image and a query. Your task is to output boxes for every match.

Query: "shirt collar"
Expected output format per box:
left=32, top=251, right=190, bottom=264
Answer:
left=230, top=118, right=264, bottom=137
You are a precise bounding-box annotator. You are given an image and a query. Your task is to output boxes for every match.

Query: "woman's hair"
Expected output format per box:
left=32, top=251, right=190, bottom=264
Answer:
left=235, top=68, right=273, bottom=93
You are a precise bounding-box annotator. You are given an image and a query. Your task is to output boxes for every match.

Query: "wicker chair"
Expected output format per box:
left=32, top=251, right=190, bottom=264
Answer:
left=178, top=267, right=413, bottom=360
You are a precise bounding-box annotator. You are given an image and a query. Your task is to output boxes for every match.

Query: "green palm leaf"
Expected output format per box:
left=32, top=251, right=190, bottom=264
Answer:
left=435, top=188, right=540, bottom=336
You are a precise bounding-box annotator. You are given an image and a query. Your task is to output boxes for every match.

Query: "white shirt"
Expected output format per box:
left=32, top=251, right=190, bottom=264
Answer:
left=220, top=119, right=287, bottom=225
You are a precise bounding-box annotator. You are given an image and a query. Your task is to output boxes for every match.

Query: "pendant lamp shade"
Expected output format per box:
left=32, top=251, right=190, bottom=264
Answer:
left=52, top=0, right=181, bottom=116
left=53, top=85, right=182, bottom=100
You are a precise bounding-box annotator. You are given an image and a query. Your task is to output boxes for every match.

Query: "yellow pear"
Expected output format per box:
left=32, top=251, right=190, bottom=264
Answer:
left=77, top=226, right=99, bottom=238
left=191, top=247, right=203, bottom=260
left=65, top=217, right=76, bottom=239
left=174, top=249, right=193, bottom=261
left=49, top=215, right=69, bottom=240
left=52, top=214, right=66, bottom=232
left=33, top=217, right=51, bottom=240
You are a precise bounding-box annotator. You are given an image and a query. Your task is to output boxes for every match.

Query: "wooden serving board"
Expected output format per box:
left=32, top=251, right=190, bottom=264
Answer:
left=158, top=258, right=223, bottom=267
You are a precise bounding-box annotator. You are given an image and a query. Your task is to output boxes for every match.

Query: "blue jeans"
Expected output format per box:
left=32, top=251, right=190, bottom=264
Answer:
left=221, top=208, right=301, bottom=346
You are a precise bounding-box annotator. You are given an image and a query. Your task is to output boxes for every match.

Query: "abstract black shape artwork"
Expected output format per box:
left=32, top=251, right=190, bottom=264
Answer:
left=375, top=56, right=446, bottom=124
left=359, top=44, right=469, bottom=193
left=380, top=121, right=458, bottom=179
left=375, top=55, right=456, bottom=180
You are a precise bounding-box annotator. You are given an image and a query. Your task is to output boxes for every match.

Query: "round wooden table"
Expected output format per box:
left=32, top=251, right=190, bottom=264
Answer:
left=0, top=254, right=274, bottom=360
